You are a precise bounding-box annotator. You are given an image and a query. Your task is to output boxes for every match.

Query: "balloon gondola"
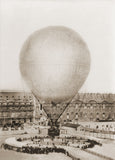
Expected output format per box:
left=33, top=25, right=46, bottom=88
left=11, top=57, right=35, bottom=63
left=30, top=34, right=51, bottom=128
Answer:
left=19, top=26, right=90, bottom=137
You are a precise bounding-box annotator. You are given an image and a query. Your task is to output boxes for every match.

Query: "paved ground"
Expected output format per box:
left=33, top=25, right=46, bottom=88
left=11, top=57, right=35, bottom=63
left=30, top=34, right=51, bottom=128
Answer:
left=0, top=150, right=71, bottom=160
left=64, top=146, right=107, bottom=160
left=0, top=130, right=70, bottom=160
left=0, top=125, right=115, bottom=160
left=88, top=141, right=115, bottom=159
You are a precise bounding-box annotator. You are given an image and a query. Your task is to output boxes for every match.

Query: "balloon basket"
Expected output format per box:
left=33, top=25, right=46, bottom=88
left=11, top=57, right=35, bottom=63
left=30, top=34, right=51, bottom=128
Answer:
left=48, top=127, right=60, bottom=137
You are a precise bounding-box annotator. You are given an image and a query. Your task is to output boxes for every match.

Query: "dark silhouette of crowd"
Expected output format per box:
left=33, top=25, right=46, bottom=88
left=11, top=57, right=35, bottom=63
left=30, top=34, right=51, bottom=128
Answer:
left=22, top=146, right=67, bottom=154
left=2, top=143, right=67, bottom=155
left=2, top=143, right=80, bottom=160
left=1, top=135, right=102, bottom=160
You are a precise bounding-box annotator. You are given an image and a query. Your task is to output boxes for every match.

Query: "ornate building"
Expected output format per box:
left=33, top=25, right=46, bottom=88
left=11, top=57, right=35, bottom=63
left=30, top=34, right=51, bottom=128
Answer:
left=59, top=93, right=115, bottom=123
left=0, top=91, right=34, bottom=126
left=0, top=91, right=115, bottom=126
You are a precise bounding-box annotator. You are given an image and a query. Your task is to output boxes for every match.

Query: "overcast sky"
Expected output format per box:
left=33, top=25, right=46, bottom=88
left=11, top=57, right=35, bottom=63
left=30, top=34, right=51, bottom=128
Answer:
left=0, top=0, right=115, bottom=93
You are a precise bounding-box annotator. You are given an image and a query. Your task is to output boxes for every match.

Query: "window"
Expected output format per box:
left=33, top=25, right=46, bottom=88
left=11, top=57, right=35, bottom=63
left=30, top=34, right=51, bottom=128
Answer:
left=84, top=105, right=87, bottom=109
left=67, top=113, right=69, bottom=119
left=96, top=113, right=99, bottom=118
left=102, top=113, right=105, bottom=119
left=103, top=104, right=105, bottom=109
left=40, top=104, right=42, bottom=110
left=76, top=113, right=78, bottom=119
left=76, top=104, right=78, bottom=109
left=90, top=105, right=93, bottom=109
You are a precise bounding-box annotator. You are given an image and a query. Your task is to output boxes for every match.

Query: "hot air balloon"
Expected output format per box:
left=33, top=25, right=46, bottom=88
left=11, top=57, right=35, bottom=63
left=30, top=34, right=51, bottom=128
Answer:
left=19, top=26, right=90, bottom=136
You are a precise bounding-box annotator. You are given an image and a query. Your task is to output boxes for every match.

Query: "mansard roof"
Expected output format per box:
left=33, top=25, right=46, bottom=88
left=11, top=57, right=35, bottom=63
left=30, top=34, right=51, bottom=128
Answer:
left=0, top=91, right=115, bottom=104
left=72, top=93, right=115, bottom=103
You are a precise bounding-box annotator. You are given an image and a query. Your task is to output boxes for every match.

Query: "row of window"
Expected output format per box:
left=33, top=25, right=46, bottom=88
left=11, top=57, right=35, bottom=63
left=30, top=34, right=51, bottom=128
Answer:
left=0, top=103, right=33, bottom=106
left=0, top=96, right=32, bottom=100
left=0, top=95, right=32, bottom=98
left=66, top=112, right=115, bottom=118
left=0, top=118, right=33, bottom=124
left=0, top=107, right=33, bottom=111
left=75, top=104, right=114, bottom=108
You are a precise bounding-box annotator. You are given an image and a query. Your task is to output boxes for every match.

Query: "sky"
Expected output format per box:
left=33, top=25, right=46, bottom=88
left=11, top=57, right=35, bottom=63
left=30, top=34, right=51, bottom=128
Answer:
left=0, top=0, right=115, bottom=93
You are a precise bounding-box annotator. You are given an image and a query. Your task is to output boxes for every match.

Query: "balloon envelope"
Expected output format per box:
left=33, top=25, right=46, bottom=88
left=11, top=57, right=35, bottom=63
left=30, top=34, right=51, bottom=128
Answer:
left=20, top=26, right=90, bottom=104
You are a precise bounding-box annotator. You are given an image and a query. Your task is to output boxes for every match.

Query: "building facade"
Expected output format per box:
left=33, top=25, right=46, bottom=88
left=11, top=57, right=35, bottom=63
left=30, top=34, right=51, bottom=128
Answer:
left=0, top=91, right=115, bottom=126
left=59, top=93, right=115, bottom=123
left=0, top=91, right=34, bottom=126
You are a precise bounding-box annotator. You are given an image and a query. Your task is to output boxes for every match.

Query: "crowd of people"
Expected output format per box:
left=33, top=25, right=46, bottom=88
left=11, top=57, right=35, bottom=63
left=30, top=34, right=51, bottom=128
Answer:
left=1, top=134, right=102, bottom=158
left=2, top=143, right=80, bottom=160
left=16, top=135, right=102, bottom=149
left=22, top=146, right=67, bottom=154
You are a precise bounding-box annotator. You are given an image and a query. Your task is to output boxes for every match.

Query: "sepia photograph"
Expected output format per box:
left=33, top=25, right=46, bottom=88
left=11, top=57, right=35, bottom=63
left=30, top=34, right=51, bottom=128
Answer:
left=0, top=0, right=115, bottom=160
